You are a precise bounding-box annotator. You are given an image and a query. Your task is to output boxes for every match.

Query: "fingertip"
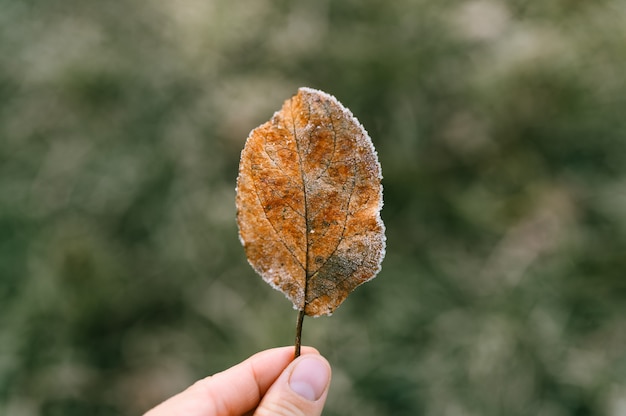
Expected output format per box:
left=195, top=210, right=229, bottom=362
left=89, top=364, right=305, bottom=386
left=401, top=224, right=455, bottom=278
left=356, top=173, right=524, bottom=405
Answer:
left=299, top=346, right=322, bottom=356
left=289, top=355, right=331, bottom=401
left=254, top=352, right=331, bottom=415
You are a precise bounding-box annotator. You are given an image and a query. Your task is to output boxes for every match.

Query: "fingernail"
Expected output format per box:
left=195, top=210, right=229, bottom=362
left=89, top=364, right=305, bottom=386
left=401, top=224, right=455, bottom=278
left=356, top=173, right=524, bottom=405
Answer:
left=289, top=356, right=330, bottom=401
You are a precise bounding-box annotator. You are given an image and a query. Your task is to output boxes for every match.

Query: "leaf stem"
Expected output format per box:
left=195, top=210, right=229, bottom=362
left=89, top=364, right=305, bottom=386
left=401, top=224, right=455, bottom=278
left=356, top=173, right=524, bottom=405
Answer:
left=294, top=308, right=305, bottom=357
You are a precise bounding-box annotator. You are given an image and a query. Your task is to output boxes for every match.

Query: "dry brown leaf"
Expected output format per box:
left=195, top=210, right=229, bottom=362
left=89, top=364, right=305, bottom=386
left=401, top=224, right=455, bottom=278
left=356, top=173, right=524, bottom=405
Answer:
left=236, top=87, right=385, bottom=324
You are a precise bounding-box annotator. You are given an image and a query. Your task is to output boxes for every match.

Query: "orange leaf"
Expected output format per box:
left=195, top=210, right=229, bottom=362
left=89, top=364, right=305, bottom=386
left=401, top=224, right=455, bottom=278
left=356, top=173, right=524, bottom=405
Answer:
left=236, top=87, right=385, bottom=317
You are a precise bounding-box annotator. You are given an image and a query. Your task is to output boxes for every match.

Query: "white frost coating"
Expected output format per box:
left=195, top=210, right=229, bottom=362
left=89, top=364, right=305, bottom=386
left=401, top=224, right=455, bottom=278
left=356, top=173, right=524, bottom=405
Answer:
left=298, top=87, right=386, bottom=279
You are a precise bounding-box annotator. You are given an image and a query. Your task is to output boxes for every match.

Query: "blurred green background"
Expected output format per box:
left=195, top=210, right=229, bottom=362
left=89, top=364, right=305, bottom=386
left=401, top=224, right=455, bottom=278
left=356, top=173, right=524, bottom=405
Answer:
left=2, top=1, right=626, bottom=415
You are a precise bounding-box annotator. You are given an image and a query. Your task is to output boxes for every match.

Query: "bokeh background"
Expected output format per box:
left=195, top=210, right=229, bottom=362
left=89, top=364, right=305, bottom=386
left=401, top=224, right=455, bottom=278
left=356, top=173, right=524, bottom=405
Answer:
left=2, top=1, right=626, bottom=415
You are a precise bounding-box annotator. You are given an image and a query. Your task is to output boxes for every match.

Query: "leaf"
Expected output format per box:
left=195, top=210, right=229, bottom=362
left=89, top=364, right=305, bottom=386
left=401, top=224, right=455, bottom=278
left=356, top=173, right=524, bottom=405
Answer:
left=236, top=87, right=385, bottom=319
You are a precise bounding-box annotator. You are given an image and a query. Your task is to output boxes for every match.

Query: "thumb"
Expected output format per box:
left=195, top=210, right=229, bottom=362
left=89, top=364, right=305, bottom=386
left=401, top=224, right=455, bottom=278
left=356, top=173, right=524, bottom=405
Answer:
left=254, top=354, right=331, bottom=416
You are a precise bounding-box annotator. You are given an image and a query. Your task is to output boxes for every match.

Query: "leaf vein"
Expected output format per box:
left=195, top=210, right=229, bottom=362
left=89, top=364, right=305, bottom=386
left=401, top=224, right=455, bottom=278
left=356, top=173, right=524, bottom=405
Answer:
left=308, top=162, right=359, bottom=279
left=250, top=177, right=305, bottom=271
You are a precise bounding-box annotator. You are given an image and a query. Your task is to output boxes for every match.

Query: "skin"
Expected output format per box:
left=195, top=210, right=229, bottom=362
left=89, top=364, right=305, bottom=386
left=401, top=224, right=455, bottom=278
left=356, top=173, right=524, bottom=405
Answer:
left=144, top=346, right=331, bottom=416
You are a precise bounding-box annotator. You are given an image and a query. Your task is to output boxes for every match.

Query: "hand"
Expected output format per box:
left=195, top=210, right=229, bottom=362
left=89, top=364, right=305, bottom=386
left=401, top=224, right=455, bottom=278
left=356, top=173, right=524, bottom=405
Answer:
left=144, top=346, right=331, bottom=416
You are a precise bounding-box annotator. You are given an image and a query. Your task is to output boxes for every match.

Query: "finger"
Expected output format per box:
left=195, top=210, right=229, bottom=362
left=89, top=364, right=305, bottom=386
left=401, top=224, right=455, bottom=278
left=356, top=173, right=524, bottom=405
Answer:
left=144, top=346, right=319, bottom=416
left=253, top=354, right=331, bottom=416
